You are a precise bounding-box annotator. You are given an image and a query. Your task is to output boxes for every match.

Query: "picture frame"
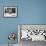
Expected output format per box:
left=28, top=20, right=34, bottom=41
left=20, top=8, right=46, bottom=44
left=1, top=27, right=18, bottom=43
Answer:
left=4, top=6, right=17, bottom=17
left=18, top=24, right=46, bottom=42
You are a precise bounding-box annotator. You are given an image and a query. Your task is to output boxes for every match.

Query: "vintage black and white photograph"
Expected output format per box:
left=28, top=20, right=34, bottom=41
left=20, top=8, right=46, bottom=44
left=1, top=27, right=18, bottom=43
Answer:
left=18, top=25, right=46, bottom=41
left=4, top=6, right=17, bottom=17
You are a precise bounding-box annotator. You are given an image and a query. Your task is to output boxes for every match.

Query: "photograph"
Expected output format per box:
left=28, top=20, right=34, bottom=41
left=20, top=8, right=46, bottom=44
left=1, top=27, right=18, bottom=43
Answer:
left=18, top=25, right=46, bottom=41
left=4, top=6, right=17, bottom=17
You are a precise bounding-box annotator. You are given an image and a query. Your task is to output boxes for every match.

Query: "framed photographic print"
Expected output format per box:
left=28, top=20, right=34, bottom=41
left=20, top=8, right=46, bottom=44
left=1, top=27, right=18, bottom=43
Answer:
left=4, top=6, right=17, bottom=17
left=18, top=24, right=46, bottom=42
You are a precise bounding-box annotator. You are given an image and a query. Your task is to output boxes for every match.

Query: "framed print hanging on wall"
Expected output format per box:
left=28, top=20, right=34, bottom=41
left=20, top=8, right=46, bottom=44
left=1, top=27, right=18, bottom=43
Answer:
left=4, top=6, right=17, bottom=17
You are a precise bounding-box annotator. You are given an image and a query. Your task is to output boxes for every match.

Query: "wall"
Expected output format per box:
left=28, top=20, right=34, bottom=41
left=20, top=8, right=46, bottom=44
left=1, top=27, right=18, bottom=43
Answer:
left=0, top=0, right=46, bottom=44
left=0, top=0, right=18, bottom=44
